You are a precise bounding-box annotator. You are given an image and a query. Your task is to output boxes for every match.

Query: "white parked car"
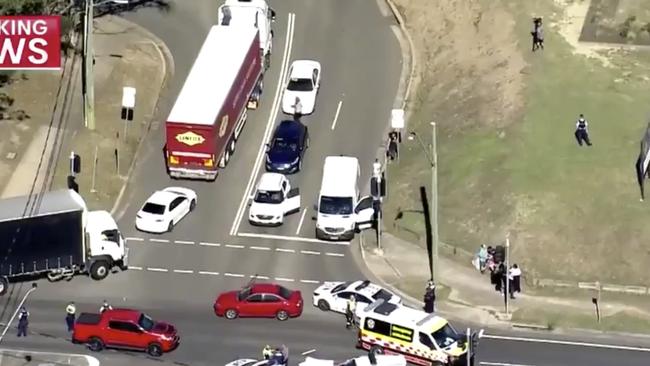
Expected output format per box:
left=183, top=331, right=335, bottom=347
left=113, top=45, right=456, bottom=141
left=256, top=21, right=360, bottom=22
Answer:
left=135, top=187, right=197, bottom=233
left=281, top=60, right=321, bottom=115
left=299, top=352, right=405, bottom=366
left=312, top=280, right=402, bottom=314
left=249, top=173, right=301, bottom=226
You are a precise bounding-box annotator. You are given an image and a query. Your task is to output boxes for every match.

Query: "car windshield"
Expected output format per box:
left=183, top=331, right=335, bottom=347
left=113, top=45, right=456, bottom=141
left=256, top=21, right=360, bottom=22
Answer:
left=431, top=324, right=459, bottom=349
left=254, top=190, right=284, bottom=204
left=138, top=314, right=155, bottom=331
left=332, top=282, right=352, bottom=293
left=238, top=288, right=252, bottom=301
left=372, top=289, right=393, bottom=301
left=141, top=202, right=165, bottom=215
left=272, top=138, right=298, bottom=151
left=287, top=78, right=313, bottom=92
left=277, top=285, right=292, bottom=299
left=319, top=196, right=353, bottom=215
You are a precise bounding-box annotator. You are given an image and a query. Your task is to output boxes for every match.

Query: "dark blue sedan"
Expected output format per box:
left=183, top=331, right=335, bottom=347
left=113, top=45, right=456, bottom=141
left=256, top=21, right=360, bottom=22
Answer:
left=265, top=120, right=309, bottom=174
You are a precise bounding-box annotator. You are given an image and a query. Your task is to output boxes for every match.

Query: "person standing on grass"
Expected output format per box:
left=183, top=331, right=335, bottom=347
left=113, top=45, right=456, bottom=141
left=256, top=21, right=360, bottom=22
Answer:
left=574, top=114, right=592, bottom=146
left=532, top=17, right=544, bottom=51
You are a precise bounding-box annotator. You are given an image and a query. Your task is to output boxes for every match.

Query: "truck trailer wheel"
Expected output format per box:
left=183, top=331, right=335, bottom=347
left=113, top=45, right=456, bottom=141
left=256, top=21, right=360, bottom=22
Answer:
left=89, top=261, right=110, bottom=280
left=0, top=277, right=7, bottom=296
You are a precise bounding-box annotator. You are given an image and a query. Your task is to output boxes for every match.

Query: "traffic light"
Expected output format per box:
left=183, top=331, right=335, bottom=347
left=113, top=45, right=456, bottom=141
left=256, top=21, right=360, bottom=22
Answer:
left=370, top=175, right=387, bottom=198
left=121, top=107, right=134, bottom=121
left=67, top=175, right=79, bottom=193
left=70, top=153, right=81, bottom=174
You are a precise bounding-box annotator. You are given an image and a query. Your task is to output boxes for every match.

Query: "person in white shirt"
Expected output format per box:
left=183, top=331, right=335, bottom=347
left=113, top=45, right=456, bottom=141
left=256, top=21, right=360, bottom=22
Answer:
left=508, top=264, right=522, bottom=298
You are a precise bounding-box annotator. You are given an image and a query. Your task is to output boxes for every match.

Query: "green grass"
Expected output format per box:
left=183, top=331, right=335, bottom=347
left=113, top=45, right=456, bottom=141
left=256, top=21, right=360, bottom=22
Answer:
left=512, top=306, right=650, bottom=333
left=385, top=0, right=650, bottom=284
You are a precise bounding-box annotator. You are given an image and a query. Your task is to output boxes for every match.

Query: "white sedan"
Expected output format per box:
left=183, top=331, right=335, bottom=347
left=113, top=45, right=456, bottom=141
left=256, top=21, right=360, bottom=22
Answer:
left=281, top=60, right=321, bottom=115
left=312, top=280, right=402, bottom=314
left=135, top=187, right=197, bottom=233
left=300, top=352, right=405, bottom=366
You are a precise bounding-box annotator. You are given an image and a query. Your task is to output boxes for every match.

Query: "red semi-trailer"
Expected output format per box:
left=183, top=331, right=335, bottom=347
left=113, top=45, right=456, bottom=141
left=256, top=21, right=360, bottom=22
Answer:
left=165, top=25, right=263, bottom=180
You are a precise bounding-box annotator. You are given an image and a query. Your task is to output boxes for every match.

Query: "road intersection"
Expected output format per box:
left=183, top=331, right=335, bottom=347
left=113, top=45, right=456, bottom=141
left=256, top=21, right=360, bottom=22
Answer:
left=4, top=0, right=650, bottom=365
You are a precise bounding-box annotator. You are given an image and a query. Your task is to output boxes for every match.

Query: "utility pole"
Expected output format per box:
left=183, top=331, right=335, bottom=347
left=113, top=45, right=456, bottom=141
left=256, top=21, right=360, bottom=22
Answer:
left=83, top=0, right=96, bottom=130
left=431, top=122, right=438, bottom=283
left=505, top=234, right=510, bottom=315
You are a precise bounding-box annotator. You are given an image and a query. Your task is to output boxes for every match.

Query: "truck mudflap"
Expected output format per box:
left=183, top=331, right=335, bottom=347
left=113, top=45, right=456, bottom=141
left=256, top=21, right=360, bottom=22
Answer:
left=169, top=167, right=218, bottom=181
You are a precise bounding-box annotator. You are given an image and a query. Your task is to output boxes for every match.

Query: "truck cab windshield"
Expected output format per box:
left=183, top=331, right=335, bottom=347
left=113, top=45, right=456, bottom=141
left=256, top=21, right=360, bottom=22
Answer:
left=101, top=229, right=121, bottom=245
left=319, top=196, right=353, bottom=215
left=142, top=203, right=165, bottom=215
left=138, top=314, right=155, bottom=331
left=254, top=190, right=284, bottom=204
left=431, top=324, right=459, bottom=349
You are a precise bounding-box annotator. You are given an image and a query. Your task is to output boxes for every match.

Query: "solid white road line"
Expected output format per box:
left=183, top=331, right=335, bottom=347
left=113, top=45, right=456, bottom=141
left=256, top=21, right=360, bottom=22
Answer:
left=230, top=13, right=296, bottom=236
left=147, top=267, right=168, bottom=272
left=199, top=271, right=220, bottom=276
left=173, top=269, right=194, bottom=274
left=199, top=242, right=221, bottom=247
left=275, top=277, right=294, bottom=282
left=237, top=232, right=350, bottom=245
left=301, top=250, right=320, bottom=255
left=483, top=334, right=650, bottom=352
left=250, top=246, right=271, bottom=251
left=300, top=279, right=320, bottom=284
left=276, top=248, right=295, bottom=253
left=295, top=208, right=307, bottom=235
left=226, top=244, right=245, bottom=249
left=224, top=273, right=245, bottom=278
left=129, top=266, right=143, bottom=270
left=326, top=252, right=345, bottom=257
left=149, top=238, right=169, bottom=243
left=126, top=237, right=144, bottom=241
left=330, top=100, right=343, bottom=130
left=480, top=363, right=535, bottom=366
left=175, top=240, right=195, bottom=245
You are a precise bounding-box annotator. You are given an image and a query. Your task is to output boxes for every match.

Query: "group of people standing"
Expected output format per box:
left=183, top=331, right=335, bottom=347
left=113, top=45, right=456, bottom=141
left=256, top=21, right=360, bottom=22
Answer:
left=476, top=245, right=522, bottom=299
left=15, top=299, right=114, bottom=338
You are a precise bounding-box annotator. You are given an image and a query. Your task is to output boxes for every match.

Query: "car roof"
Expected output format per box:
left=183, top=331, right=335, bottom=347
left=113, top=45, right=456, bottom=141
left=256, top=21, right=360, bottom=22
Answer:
left=320, top=156, right=359, bottom=197
left=290, top=60, right=318, bottom=79
left=275, top=120, right=304, bottom=139
left=257, top=173, right=285, bottom=191
left=344, top=280, right=383, bottom=297
left=146, top=190, right=178, bottom=205
left=359, top=299, right=449, bottom=332
left=249, top=283, right=283, bottom=295
left=102, top=308, right=141, bottom=322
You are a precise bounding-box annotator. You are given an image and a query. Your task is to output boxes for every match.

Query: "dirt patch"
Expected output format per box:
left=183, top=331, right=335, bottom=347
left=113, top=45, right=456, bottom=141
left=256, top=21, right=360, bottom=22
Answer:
left=578, top=0, right=650, bottom=45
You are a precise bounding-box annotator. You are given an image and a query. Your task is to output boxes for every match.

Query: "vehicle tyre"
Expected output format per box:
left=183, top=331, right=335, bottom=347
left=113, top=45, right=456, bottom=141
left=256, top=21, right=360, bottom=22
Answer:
left=229, top=139, right=236, bottom=154
left=167, top=221, right=174, bottom=232
left=0, top=276, right=8, bottom=296
left=369, top=345, right=384, bottom=355
left=297, top=159, right=302, bottom=172
left=147, top=343, right=163, bottom=357
left=89, top=261, right=110, bottom=281
left=219, top=150, right=230, bottom=168
left=190, top=199, right=196, bottom=211
left=317, top=300, right=330, bottom=311
left=264, top=53, right=271, bottom=70
left=225, top=309, right=238, bottom=319
left=87, top=337, right=104, bottom=352
left=276, top=310, right=289, bottom=321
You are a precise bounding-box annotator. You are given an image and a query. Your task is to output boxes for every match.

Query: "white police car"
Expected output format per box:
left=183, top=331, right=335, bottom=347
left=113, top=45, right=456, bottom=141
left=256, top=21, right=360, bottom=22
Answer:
left=299, top=348, right=405, bottom=366
left=312, top=280, right=402, bottom=314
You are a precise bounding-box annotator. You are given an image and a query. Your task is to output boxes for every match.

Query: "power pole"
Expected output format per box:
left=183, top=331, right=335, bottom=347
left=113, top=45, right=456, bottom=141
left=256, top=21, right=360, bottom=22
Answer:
left=83, top=0, right=96, bottom=130
left=431, top=122, right=438, bottom=283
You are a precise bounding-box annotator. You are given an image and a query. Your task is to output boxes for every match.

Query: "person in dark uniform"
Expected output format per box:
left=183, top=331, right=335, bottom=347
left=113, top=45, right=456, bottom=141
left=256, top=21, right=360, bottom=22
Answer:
left=17, top=307, right=29, bottom=337
left=574, top=114, right=592, bottom=146
left=532, top=17, right=544, bottom=51
left=423, top=281, right=436, bottom=313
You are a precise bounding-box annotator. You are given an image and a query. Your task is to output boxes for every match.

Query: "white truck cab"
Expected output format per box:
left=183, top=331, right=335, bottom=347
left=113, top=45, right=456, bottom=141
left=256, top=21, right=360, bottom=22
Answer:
left=218, top=0, right=275, bottom=70
left=85, top=210, right=127, bottom=272
left=315, top=156, right=375, bottom=241
left=249, top=173, right=301, bottom=226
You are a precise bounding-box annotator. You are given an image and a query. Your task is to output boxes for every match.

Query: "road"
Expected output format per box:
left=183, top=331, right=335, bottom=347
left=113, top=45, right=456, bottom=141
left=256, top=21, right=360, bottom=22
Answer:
left=2, top=1, right=650, bottom=366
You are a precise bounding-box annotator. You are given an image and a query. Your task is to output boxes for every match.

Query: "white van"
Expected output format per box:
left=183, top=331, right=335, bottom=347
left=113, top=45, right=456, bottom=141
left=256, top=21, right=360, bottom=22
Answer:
left=315, top=156, right=375, bottom=241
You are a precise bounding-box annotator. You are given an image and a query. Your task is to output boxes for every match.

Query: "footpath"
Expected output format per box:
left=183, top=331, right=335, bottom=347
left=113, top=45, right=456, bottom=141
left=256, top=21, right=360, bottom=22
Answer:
left=360, top=231, right=650, bottom=333
left=0, top=15, right=172, bottom=212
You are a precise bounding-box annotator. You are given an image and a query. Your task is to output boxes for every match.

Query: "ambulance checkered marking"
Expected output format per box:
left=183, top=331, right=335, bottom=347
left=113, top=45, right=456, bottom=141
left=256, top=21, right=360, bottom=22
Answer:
left=360, top=335, right=447, bottom=364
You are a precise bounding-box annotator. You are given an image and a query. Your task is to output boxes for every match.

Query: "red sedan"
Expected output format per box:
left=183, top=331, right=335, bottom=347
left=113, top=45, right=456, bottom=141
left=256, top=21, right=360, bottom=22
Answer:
left=214, top=283, right=303, bottom=320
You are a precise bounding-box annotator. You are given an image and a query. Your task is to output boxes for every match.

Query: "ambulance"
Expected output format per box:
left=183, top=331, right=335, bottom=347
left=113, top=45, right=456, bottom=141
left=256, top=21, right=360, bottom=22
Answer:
left=355, top=299, right=472, bottom=366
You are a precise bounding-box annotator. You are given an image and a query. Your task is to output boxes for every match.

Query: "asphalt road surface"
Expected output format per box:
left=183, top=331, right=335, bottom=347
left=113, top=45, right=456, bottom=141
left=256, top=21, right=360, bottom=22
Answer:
left=3, top=1, right=650, bottom=366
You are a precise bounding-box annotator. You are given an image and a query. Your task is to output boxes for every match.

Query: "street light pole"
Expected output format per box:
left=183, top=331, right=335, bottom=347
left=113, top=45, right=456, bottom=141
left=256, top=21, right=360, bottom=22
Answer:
left=408, top=121, right=438, bottom=284
left=0, top=283, right=38, bottom=343
left=83, top=0, right=96, bottom=130
left=431, top=122, right=438, bottom=284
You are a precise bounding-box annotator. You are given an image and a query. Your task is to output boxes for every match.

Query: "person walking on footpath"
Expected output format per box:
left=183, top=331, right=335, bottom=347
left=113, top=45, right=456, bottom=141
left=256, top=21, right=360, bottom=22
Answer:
left=511, top=264, right=522, bottom=296
left=574, top=114, right=592, bottom=146
left=17, top=306, right=29, bottom=337
left=477, top=244, right=488, bottom=273
left=65, top=301, right=76, bottom=332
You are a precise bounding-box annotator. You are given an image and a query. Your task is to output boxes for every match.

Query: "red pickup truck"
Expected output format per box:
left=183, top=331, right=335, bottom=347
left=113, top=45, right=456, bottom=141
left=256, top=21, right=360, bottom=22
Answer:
left=72, top=308, right=179, bottom=357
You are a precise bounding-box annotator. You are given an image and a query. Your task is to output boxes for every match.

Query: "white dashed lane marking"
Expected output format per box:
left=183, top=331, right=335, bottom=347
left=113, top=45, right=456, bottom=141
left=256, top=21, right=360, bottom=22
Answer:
left=125, top=237, right=345, bottom=258
left=128, top=265, right=323, bottom=284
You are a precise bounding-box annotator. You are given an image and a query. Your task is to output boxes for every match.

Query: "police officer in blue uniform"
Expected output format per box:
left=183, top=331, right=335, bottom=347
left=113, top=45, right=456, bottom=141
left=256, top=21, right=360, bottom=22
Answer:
left=574, top=114, right=592, bottom=146
left=17, top=307, right=29, bottom=337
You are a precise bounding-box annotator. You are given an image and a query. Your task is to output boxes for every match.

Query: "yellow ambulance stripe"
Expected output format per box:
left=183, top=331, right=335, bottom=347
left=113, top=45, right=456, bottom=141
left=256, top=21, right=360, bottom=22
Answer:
left=361, top=329, right=410, bottom=346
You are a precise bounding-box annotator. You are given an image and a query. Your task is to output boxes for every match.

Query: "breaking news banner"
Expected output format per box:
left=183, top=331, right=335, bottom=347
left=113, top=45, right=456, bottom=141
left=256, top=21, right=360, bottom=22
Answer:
left=0, top=16, right=61, bottom=71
